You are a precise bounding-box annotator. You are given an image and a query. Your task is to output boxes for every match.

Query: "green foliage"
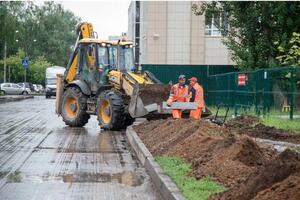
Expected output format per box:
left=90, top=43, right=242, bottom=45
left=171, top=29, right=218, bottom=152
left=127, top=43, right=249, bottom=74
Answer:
left=28, top=56, right=52, bottom=85
left=156, top=156, right=225, bottom=200
left=276, top=32, right=300, bottom=66
left=192, top=1, right=300, bottom=69
left=0, top=1, right=80, bottom=83
left=0, top=49, right=52, bottom=84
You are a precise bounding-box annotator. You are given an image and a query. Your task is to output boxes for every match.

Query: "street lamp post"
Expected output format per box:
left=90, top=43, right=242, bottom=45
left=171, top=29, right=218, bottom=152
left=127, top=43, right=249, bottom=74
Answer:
left=3, top=41, right=7, bottom=83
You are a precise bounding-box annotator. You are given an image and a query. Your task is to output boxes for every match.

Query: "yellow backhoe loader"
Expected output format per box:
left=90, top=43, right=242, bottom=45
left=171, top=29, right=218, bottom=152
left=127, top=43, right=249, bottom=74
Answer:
left=56, top=22, right=170, bottom=130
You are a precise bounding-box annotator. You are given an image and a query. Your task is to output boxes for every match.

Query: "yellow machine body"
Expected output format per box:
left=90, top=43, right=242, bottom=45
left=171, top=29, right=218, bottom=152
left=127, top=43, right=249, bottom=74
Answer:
left=56, top=22, right=170, bottom=130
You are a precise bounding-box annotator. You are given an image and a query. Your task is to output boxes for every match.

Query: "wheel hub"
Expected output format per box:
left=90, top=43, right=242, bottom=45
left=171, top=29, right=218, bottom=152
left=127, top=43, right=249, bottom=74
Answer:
left=99, top=99, right=112, bottom=124
left=69, top=103, right=77, bottom=112
left=104, top=107, right=110, bottom=116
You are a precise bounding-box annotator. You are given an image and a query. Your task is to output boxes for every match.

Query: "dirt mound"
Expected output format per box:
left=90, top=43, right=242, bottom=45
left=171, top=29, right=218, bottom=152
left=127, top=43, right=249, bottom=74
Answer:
left=134, top=119, right=275, bottom=187
left=249, top=123, right=300, bottom=144
left=211, top=149, right=300, bottom=200
left=134, top=118, right=300, bottom=198
left=189, top=136, right=274, bottom=187
left=226, top=115, right=300, bottom=144
left=139, top=84, right=170, bottom=105
left=134, top=119, right=223, bottom=156
left=225, top=115, right=259, bottom=130
left=253, top=173, right=300, bottom=200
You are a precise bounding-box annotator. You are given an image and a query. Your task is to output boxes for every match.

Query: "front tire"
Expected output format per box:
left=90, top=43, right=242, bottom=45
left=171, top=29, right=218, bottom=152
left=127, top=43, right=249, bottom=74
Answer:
left=96, top=90, right=125, bottom=130
left=22, top=91, right=28, bottom=95
left=61, top=87, right=90, bottom=127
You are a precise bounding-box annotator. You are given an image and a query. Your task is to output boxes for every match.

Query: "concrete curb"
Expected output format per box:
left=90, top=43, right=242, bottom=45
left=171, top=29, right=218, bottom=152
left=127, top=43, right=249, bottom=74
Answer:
left=0, top=95, right=34, bottom=104
left=126, top=121, right=185, bottom=200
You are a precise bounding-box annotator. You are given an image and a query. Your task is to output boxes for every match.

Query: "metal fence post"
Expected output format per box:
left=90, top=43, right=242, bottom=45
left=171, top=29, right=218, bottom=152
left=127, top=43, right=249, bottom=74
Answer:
left=234, top=72, right=238, bottom=116
left=290, top=67, right=296, bottom=120
left=263, top=70, right=267, bottom=116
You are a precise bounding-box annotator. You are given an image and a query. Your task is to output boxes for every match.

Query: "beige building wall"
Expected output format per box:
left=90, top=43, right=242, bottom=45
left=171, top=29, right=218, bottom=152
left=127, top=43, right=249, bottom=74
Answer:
left=140, top=1, right=168, bottom=64
left=166, top=2, right=191, bottom=64
left=129, top=1, right=235, bottom=65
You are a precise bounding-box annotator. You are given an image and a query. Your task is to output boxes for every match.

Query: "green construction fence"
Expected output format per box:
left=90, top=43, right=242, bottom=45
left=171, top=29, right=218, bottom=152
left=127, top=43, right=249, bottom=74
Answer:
left=141, top=64, right=237, bottom=86
left=206, top=66, right=300, bottom=119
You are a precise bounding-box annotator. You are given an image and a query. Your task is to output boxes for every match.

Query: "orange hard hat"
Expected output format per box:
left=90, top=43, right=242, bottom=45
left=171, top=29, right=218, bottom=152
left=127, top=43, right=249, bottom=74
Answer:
left=188, top=77, right=198, bottom=82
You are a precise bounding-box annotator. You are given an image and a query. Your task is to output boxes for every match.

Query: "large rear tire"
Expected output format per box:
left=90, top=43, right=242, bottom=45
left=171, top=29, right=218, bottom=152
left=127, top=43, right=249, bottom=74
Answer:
left=96, top=90, right=125, bottom=130
left=61, top=87, right=90, bottom=127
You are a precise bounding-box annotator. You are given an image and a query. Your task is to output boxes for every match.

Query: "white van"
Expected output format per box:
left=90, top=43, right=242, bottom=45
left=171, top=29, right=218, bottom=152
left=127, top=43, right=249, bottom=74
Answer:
left=45, top=66, right=65, bottom=98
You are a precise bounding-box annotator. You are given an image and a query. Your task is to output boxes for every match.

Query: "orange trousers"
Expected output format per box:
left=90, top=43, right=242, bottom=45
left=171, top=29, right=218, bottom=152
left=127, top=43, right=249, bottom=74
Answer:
left=190, top=107, right=203, bottom=119
left=172, top=109, right=182, bottom=119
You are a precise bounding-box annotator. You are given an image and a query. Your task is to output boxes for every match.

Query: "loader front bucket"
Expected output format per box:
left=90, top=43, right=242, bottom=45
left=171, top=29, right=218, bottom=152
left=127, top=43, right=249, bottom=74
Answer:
left=128, top=84, right=170, bottom=118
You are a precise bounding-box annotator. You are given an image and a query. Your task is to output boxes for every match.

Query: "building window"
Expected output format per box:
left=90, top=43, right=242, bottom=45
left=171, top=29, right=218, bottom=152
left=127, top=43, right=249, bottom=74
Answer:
left=205, top=14, right=226, bottom=36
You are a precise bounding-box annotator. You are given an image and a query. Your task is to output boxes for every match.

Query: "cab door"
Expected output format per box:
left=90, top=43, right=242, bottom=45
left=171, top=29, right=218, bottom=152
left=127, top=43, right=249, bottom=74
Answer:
left=78, top=43, right=109, bottom=93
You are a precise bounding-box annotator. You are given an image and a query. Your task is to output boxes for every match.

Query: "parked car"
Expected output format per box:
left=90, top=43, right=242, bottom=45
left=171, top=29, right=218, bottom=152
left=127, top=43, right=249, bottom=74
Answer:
left=33, top=84, right=38, bottom=92
left=0, top=83, right=29, bottom=95
left=17, top=82, right=32, bottom=94
left=33, top=84, right=44, bottom=93
left=37, top=84, right=44, bottom=93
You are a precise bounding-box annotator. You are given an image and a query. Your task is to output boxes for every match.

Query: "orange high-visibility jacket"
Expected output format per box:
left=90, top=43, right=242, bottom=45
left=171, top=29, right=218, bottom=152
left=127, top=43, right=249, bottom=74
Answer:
left=192, top=83, right=204, bottom=108
left=168, top=83, right=189, bottom=102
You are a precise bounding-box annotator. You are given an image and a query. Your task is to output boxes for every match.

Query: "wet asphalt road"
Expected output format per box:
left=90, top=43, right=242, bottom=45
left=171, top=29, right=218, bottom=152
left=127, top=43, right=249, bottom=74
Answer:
left=0, top=97, right=160, bottom=200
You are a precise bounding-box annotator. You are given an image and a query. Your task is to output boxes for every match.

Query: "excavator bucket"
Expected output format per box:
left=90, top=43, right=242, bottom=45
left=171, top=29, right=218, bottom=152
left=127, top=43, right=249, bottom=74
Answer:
left=129, top=84, right=170, bottom=118
left=128, top=83, right=212, bottom=119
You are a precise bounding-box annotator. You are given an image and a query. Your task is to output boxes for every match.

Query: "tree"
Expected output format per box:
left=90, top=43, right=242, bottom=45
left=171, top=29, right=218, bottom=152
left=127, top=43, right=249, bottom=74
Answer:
left=192, top=1, right=300, bottom=69
left=0, top=49, right=52, bottom=85
left=276, top=32, right=300, bottom=67
left=26, top=2, right=80, bottom=66
left=0, top=1, right=80, bottom=83
left=28, top=56, right=52, bottom=85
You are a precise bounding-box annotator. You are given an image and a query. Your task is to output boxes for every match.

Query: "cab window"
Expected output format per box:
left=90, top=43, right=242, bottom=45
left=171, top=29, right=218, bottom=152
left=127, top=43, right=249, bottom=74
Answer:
left=2, top=83, right=10, bottom=87
left=98, top=46, right=109, bottom=68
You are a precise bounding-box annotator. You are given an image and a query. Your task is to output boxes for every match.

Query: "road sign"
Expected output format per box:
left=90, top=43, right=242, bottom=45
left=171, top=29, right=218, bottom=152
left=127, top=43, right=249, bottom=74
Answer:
left=21, top=58, right=29, bottom=69
left=238, top=73, right=247, bottom=86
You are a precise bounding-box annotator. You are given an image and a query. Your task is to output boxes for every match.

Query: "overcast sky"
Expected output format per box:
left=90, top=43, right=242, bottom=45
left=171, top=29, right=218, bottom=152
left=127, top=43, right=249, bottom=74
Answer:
left=60, top=0, right=131, bottom=39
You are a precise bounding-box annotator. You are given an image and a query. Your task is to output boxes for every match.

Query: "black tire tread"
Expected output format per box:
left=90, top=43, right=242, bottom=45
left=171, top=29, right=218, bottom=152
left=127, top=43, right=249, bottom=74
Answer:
left=61, top=87, right=90, bottom=127
left=96, top=90, right=125, bottom=130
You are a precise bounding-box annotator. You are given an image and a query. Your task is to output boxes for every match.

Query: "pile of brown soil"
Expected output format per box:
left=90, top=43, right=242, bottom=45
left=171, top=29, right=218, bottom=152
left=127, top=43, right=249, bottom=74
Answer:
left=134, top=119, right=223, bottom=156
left=134, top=118, right=300, bottom=199
left=226, top=116, right=300, bottom=144
left=225, top=115, right=259, bottom=130
left=249, top=123, right=300, bottom=144
left=134, top=119, right=275, bottom=187
left=211, top=149, right=300, bottom=200
left=189, top=136, right=274, bottom=187
left=139, top=84, right=170, bottom=105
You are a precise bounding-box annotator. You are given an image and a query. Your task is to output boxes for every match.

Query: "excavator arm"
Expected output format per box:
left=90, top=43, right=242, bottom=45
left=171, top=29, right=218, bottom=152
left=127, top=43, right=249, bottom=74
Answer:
left=65, top=22, right=95, bottom=83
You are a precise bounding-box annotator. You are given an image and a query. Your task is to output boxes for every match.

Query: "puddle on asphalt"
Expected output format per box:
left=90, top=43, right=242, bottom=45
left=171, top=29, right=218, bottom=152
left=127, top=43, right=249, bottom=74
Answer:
left=4, top=171, right=144, bottom=187
left=98, top=132, right=113, bottom=152
left=62, top=171, right=143, bottom=186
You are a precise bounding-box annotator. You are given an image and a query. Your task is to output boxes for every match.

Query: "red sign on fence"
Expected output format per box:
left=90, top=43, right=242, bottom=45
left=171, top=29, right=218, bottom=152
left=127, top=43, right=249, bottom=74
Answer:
left=238, top=73, right=247, bottom=86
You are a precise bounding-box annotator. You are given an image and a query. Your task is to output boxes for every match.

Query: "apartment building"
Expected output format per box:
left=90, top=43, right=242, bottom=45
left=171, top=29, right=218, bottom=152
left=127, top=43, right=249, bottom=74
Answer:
left=128, top=1, right=235, bottom=65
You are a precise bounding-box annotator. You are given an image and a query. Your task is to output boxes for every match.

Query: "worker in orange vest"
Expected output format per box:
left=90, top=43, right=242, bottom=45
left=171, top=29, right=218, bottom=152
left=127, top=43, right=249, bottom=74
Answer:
left=167, top=75, right=189, bottom=119
left=188, top=77, right=204, bottom=119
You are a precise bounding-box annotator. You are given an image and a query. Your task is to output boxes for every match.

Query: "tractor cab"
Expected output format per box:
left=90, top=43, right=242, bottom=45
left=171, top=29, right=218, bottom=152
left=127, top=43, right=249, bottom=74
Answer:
left=77, top=39, right=112, bottom=92
left=109, top=41, right=135, bottom=72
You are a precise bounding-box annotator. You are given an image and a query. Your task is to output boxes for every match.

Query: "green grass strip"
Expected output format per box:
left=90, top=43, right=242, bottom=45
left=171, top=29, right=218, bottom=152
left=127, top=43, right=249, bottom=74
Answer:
left=262, top=117, right=300, bottom=132
left=156, top=156, right=225, bottom=200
